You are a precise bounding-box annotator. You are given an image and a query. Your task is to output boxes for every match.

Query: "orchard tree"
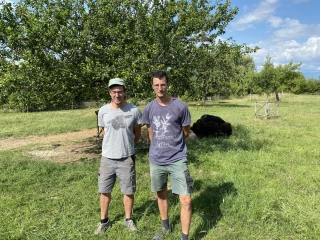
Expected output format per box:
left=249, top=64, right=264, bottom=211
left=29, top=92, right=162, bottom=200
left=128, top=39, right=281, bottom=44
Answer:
left=305, top=78, right=320, bottom=93
left=275, top=61, right=302, bottom=92
left=189, top=39, right=258, bottom=103
left=231, top=55, right=256, bottom=96
left=0, top=58, right=12, bottom=105
left=254, top=55, right=277, bottom=95
left=251, top=55, right=307, bottom=97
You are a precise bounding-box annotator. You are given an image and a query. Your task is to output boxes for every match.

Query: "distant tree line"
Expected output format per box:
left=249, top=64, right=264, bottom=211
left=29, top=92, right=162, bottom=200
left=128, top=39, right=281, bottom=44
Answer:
left=244, top=55, right=319, bottom=96
left=0, top=0, right=319, bottom=111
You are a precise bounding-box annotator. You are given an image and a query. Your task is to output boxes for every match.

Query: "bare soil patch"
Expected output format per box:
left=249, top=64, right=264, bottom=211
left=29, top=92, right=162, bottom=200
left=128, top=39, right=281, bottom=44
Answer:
left=0, top=129, right=102, bottom=163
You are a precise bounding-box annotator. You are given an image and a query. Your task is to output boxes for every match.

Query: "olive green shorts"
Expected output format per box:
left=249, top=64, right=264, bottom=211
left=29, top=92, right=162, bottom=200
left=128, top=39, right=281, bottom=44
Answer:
left=150, top=158, right=193, bottom=195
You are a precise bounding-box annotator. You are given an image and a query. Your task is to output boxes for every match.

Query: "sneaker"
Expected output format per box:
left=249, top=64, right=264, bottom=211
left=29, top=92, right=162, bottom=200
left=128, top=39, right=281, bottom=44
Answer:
left=94, top=220, right=112, bottom=235
left=151, top=228, right=171, bottom=240
left=124, top=219, right=138, bottom=231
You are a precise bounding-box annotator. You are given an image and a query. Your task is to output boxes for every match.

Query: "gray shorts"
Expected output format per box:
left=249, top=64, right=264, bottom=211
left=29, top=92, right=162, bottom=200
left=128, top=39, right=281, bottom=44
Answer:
left=98, top=155, right=136, bottom=195
left=150, top=158, right=193, bottom=195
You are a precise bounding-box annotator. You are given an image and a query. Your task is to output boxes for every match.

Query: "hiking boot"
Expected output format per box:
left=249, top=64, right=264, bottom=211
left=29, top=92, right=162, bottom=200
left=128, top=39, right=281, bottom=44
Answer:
left=151, top=228, right=171, bottom=240
left=124, top=219, right=138, bottom=231
left=94, top=220, right=112, bottom=235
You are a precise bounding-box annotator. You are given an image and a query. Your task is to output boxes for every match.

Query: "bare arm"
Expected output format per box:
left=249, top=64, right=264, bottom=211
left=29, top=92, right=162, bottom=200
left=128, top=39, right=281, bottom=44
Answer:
left=182, top=125, right=190, bottom=139
left=133, top=124, right=142, bottom=144
left=145, top=124, right=152, bottom=142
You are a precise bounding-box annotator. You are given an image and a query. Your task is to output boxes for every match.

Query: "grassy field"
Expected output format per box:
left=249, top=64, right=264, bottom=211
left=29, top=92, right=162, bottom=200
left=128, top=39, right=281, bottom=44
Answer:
left=0, top=108, right=98, bottom=138
left=1, top=94, right=319, bottom=239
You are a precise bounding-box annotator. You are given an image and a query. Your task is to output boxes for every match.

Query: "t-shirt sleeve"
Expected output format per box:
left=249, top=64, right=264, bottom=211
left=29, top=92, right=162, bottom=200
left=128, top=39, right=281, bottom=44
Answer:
left=98, top=107, right=105, bottom=127
left=142, top=105, right=150, bottom=124
left=134, top=108, right=143, bottom=125
left=181, top=105, right=191, bottom=126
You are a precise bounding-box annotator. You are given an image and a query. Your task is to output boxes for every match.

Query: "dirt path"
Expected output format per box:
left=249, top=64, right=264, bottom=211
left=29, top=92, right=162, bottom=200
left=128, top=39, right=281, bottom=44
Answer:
left=0, top=129, right=97, bottom=150
left=0, top=129, right=101, bottom=163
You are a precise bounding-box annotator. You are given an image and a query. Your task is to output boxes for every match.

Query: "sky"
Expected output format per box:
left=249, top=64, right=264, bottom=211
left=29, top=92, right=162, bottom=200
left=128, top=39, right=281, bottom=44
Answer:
left=222, top=0, right=320, bottom=79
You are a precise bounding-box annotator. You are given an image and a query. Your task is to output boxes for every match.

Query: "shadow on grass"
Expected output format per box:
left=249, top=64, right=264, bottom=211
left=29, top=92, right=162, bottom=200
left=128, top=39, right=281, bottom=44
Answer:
left=161, top=180, right=237, bottom=239
left=191, top=180, right=237, bottom=239
left=93, top=181, right=236, bottom=239
left=187, top=124, right=272, bottom=164
left=133, top=189, right=181, bottom=220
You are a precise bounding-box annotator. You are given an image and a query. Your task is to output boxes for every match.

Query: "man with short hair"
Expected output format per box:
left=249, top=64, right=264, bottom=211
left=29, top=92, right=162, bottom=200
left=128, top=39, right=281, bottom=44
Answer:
left=142, top=71, right=193, bottom=240
left=95, top=78, right=142, bottom=235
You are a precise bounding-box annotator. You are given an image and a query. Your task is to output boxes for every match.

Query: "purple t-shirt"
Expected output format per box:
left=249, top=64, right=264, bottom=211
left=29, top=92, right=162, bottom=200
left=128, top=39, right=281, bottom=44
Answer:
left=142, top=98, right=191, bottom=165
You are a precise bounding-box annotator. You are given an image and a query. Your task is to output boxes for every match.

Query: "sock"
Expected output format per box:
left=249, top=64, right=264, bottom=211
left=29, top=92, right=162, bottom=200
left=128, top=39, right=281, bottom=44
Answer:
left=101, top=217, right=109, bottom=224
left=182, top=232, right=188, bottom=240
left=162, top=219, right=170, bottom=230
left=125, top=218, right=131, bottom=221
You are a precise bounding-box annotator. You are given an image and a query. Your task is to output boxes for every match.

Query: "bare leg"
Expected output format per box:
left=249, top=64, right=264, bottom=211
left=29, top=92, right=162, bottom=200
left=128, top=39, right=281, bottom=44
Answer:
left=100, top=193, right=111, bottom=219
left=157, top=188, right=169, bottom=222
left=179, top=195, right=192, bottom=235
left=123, top=194, right=134, bottom=219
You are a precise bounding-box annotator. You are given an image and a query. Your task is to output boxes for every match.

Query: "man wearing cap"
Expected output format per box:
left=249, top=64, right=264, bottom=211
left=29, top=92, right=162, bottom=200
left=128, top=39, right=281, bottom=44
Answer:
left=95, top=78, right=143, bottom=235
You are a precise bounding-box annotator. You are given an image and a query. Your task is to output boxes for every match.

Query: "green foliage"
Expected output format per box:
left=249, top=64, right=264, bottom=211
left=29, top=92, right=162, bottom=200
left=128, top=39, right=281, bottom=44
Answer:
left=255, top=55, right=277, bottom=94
left=0, top=0, right=258, bottom=111
left=127, top=97, right=139, bottom=106
left=190, top=39, right=259, bottom=104
left=306, top=78, right=320, bottom=93
left=230, top=55, right=257, bottom=96
left=244, top=55, right=317, bottom=97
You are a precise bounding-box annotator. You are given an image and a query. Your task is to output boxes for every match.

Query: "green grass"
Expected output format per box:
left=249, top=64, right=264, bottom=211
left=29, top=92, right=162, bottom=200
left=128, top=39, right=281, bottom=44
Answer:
left=1, top=94, right=319, bottom=239
left=0, top=108, right=98, bottom=138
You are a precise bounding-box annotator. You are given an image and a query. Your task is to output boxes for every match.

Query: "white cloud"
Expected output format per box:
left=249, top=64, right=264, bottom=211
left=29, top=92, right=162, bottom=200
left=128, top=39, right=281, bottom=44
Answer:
left=251, top=36, right=320, bottom=75
left=272, top=18, right=320, bottom=40
left=268, top=16, right=283, bottom=27
left=230, top=0, right=279, bottom=30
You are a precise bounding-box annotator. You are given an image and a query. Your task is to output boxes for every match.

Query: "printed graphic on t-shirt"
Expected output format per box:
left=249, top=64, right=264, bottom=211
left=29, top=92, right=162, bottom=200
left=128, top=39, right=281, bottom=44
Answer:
left=107, top=115, right=132, bottom=130
left=152, top=113, right=174, bottom=148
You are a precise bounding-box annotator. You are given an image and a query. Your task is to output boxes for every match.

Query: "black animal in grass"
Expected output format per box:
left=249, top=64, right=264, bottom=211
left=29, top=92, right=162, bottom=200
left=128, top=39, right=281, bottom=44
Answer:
left=191, top=114, right=232, bottom=137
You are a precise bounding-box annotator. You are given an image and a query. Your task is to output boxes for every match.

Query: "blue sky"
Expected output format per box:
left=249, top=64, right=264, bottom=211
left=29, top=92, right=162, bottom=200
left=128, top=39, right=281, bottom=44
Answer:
left=223, top=0, right=320, bottom=79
